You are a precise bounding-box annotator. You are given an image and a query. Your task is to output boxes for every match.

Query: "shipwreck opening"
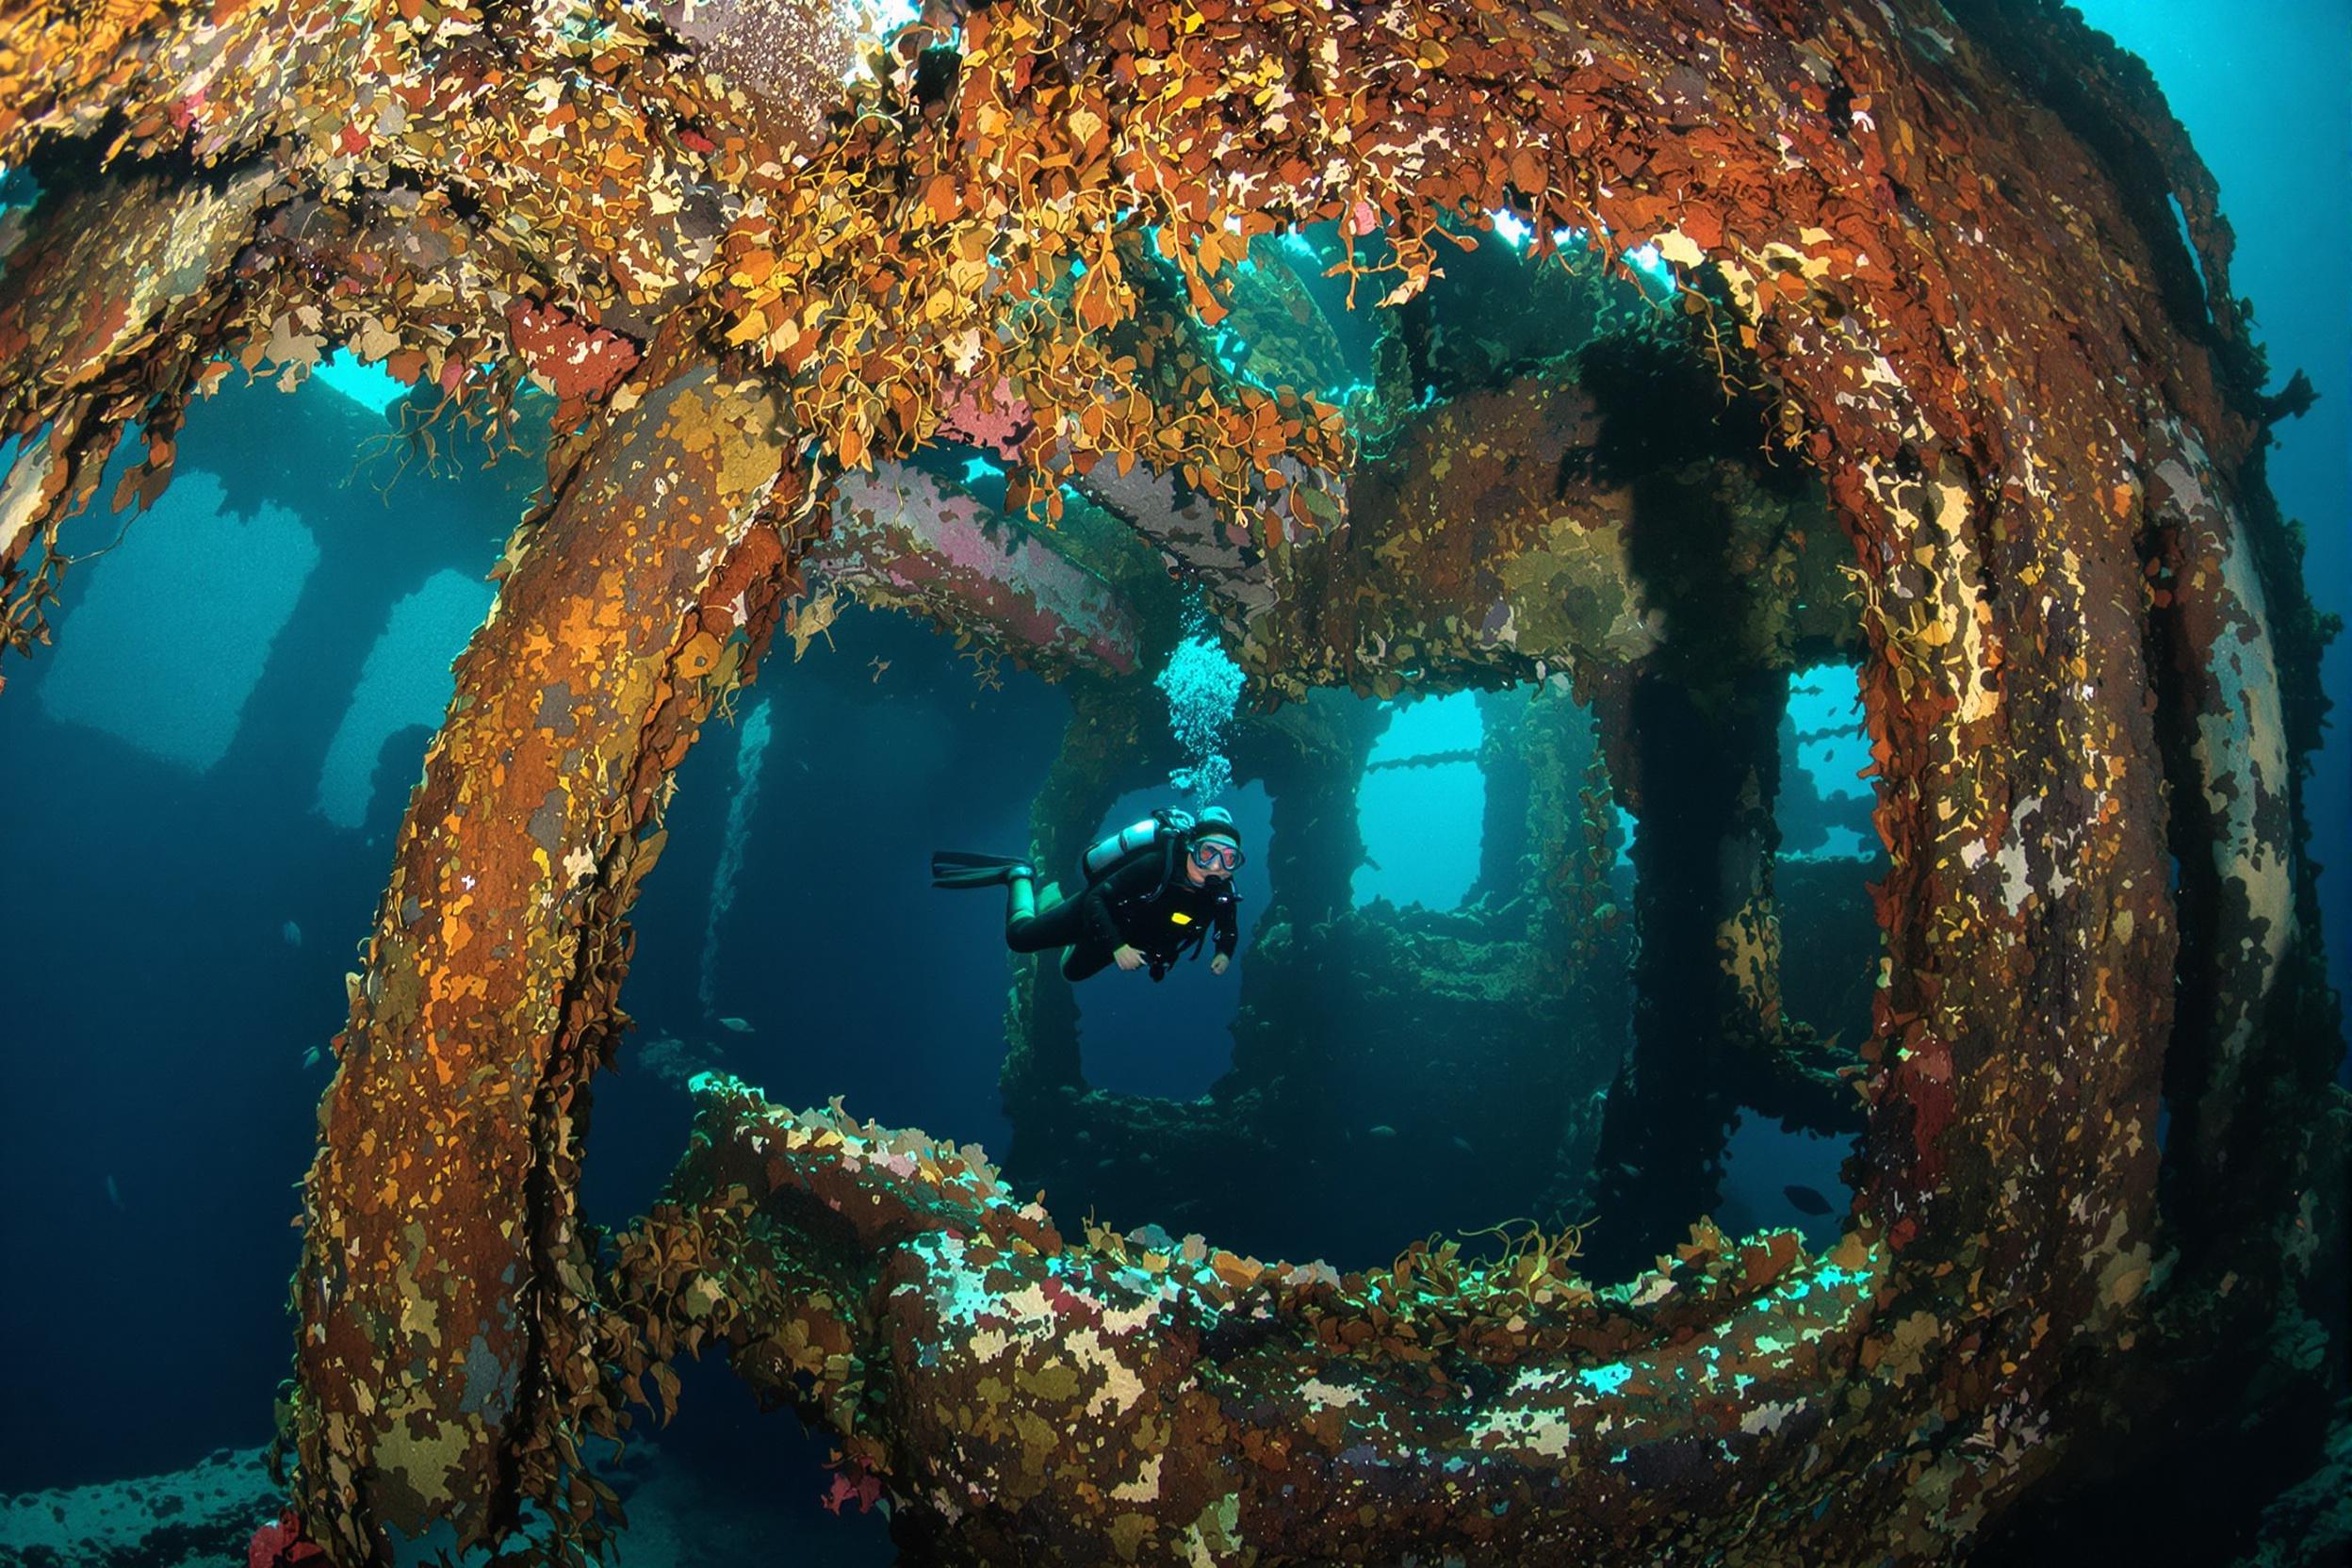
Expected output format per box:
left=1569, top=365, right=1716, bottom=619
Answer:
left=1353, top=689, right=1484, bottom=911
left=979, top=213, right=1898, bottom=1279
left=579, top=590, right=1082, bottom=1225
left=0, top=175, right=1899, bottom=1307
left=31, top=466, right=318, bottom=773
left=996, top=669, right=1641, bottom=1268
left=1674, top=657, right=1885, bottom=1242
left=314, top=568, right=497, bottom=830
left=2, top=0, right=2341, bottom=1556
left=1774, top=661, right=1886, bottom=1058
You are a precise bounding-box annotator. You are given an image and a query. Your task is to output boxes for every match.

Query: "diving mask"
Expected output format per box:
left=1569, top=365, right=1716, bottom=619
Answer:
left=1190, top=839, right=1243, bottom=874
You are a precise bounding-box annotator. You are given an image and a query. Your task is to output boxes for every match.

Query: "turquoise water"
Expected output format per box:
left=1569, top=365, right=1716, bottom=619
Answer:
left=0, top=6, right=2343, bottom=1560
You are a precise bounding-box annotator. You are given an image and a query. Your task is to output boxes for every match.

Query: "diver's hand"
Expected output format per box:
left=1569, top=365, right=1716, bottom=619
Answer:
left=1210, top=953, right=1230, bottom=976
left=1112, top=944, right=1145, bottom=972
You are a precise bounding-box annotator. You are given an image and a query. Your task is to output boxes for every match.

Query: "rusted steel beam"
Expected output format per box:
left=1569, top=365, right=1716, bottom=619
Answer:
left=283, top=337, right=798, bottom=1560
left=1584, top=664, right=1788, bottom=1276
left=626, top=1078, right=1896, bottom=1566
left=0, top=0, right=2334, bottom=1556
left=1508, top=680, right=1626, bottom=976
left=0, top=162, right=270, bottom=425
left=815, top=461, right=1144, bottom=679
left=1007, top=363, right=1855, bottom=705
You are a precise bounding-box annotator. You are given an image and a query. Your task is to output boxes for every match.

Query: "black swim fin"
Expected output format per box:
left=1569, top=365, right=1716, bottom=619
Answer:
left=930, top=850, right=1033, bottom=889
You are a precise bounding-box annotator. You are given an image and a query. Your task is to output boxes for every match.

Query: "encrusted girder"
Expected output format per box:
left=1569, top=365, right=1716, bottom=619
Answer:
left=1, top=0, right=2340, bottom=1558
left=814, top=461, right=1152, bottom=679
left=286, top=337, right=801, bottom=1557
left=628, top=1078, right=1905, bottom=1565
left=2145, top=419, right=2297, bottom=1209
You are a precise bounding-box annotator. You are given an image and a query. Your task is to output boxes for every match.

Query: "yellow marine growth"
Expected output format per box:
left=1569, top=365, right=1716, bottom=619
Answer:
left=0, top=0, right=2340, bottom=1560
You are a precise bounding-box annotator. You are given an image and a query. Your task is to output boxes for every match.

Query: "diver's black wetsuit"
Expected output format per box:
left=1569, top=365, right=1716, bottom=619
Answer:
left=1007, top=853, right=1239, bottom=982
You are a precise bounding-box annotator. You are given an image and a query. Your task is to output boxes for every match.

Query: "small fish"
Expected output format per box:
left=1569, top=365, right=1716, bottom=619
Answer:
left=282, top=920, right=302, bottom=947
left=105, top=1175, right=123, bottom=1212
left=1449, top=1135, right=1475, bottom=1154
left=1366, top=1124, right=1397, bottom=1139
left=718, top=1016, right=755, bottom=1034
left=1783, top=1184, right=1836, bottom=1217
left=302, top=1046, right=322, bottom=1070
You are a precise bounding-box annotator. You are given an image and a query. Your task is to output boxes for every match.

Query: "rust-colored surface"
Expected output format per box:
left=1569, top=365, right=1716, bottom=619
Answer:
left=630, top=1079, right=1895, bottom=1564
left=285, top=337, right=797, bottom=1558
left=0, top=0, right=2341, bottom=1560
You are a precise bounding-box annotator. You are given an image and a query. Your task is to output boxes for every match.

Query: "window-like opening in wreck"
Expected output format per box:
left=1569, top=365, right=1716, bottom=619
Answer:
left=314, top=568, right=494, bottom=828
left=1633, top=658, right=1882, bottom=1245
left=1774, top=661, right=1886, bottom=1051
left=1007, top=668, right=1639, bottom=1267
left=1716, top=1111, right=1852, bottom=1251
left=33, top=463, right=318, bottom=771
left=590, top=594, right=1074, bottom=1225
left=1782, top=663, right=1878, bottom=859
left=1354, top=690, right=1484, bottom=910
left=1298, top=678, right=1632, bottom=1267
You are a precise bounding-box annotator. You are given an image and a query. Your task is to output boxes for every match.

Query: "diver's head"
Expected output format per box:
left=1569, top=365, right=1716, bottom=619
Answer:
left=1184, top=806, right=1243, bottom=883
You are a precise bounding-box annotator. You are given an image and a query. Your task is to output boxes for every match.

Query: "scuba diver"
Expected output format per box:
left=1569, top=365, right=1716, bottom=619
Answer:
left=932, top=805, right=1243, bottom=983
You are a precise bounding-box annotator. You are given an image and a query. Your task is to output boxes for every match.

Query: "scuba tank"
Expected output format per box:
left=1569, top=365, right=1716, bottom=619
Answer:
left=1080, top=806, right=1196, bottom=884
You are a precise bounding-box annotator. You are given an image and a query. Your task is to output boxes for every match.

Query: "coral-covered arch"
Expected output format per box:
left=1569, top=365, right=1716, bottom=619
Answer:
left=0, top=0, right=2341, bottom=1561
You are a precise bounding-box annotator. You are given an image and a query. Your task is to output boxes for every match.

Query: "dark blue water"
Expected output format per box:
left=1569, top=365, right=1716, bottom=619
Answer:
left=0, top=4, right=2344, bottom=1550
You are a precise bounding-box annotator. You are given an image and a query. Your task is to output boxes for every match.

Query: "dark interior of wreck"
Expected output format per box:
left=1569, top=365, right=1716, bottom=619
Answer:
left=0, top=0, right=2344, bottom=1562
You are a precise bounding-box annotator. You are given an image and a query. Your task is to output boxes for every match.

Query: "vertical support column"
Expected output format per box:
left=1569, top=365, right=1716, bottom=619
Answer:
left=1583, top=663, right=1788, bottom=1276
left=1218, top=688, right=1384, bottom=1117
left=1469, top=686, right=1534, bottom=906
left=1513, top=679, right=1608, bottom=959
left=286, top=339, right=797, bottom=1560
left=1519, top=681, right=1634, bottom=1220
left=1837, top=439, right=2176, bottom=1420
left=1242, top=686, right=1385, bottom=929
